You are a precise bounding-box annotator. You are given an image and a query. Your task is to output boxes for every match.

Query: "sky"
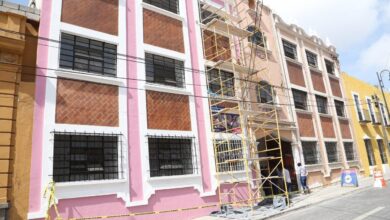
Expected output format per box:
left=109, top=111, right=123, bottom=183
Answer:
left=8, top=0, right=390, bottom=88
left=266, top=0, right=390, bottom=89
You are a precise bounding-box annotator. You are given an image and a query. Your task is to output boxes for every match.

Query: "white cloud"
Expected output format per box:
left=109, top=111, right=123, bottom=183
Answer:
left=266, top=0, right=381, bottom=51
left=357, top=34, right=390, bottom=73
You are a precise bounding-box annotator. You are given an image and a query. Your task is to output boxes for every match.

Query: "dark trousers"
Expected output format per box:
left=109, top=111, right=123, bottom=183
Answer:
left=300, top=176, right=309, bottom=191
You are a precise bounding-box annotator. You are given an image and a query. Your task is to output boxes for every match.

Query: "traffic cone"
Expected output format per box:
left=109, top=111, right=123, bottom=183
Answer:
left=373, top=171, right=387, bottom=188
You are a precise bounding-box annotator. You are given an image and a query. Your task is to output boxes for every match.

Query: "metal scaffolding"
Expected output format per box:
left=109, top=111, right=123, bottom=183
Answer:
left=199, top=0, right=290, bottom=211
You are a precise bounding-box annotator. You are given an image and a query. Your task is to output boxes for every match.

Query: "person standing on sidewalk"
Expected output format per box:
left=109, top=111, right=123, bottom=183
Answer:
left=283, top=167, right=292, bottom=193
left=297, top=162, right=310, bottom=194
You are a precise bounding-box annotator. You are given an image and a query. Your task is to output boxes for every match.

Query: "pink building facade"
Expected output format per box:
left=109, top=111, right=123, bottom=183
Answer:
left=28, top=0, right=223, bottom=219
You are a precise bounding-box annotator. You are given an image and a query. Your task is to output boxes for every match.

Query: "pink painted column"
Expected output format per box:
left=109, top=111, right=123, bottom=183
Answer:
left=28, top=0, right=53, bottom=213
left=126, top=0, right=143, bottom=201
left=185, top=0, right=212, bottom=193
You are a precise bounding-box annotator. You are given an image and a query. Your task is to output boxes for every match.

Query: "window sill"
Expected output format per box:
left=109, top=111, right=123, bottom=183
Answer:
left=306, top=164, right=324, bottom=172
left=56, top=179, right=126, bottom=187
left=328, top=73, right=339, bottom=80
left=328, top=162, right=344, bottom=170
left=285, top=57, right=302, bottom=66
left=338, top=116, right=348, bottom=120
left=309, top=66, right=322, bottom=74
left=142, top=2, right=184, bottom=22
left=56, top=69, right=124, bottom=86
left=318, top=113, right=332, bottom=118
left=247, top=42, right=272, bottom=55
left=145, top=83, right=192, bottom=96
left=295, top=109, right=312, bottom=115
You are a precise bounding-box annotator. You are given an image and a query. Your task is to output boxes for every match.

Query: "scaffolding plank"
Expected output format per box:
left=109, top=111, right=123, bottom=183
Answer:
left=204, top=18, right=251, bottom=38
left=201, top=3, right=241, bottom=22
left=205, top=60, right=258, bottom=74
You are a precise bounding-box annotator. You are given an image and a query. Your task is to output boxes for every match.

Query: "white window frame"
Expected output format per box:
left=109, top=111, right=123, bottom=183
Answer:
left=379, top=102, right=390, bottom=126
left=366, top=96, right=376, bottom=123
left=352, top=92, right=364, bottom=120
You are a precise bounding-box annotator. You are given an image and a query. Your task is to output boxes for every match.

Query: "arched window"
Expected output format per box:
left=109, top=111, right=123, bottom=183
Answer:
left=247, top=25, right=266, bottom=48
left=257, top=81, right=274, bottom=104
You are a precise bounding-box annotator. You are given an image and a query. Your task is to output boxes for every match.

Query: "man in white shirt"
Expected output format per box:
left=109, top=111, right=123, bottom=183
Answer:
left=297, top=162, right=309, bottom=193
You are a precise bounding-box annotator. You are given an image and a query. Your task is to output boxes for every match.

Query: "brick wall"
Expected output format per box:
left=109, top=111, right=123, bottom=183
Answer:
left=311, top=70, right=326, bottom=93
left=320, top=116, right=335, bottom=138
left=61, top=0, right=118, bottom=35
left=339, top=119, right=352, bottom=139
left=329, top=77, right=342, bottom=98
left=146, top=91, right=191, bottom=130
left=287, top=61, right=305, bottom=87
left=203, top=30, right=231, bottom=62
left=143, top=9, right=184, bottom=53
left=56, top=79, right=119, bottom=126
left=296, top=113, right=315, bottom=137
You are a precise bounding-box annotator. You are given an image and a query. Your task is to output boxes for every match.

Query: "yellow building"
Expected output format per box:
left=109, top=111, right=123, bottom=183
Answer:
left=0, top=2, right=39, bottom=219
left=341, top=73, right=390, bottom=177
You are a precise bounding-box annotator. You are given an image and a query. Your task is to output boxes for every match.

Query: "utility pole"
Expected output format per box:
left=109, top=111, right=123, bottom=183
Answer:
left=376, top=70, right=390, bottom=152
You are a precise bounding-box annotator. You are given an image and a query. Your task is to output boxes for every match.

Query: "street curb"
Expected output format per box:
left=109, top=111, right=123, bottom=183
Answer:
left=259, top=179, right=389, bottom=220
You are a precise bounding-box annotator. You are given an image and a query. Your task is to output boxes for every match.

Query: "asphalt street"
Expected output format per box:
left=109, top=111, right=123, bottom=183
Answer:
left=273, top=184, right=390, bottom=220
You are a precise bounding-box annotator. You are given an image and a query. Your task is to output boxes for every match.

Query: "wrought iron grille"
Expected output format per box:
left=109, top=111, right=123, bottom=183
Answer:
left=325, top=59, right=335, bottom=75
left=364, top=139, right=376, bottom=166
left=148, top=136, right=198, bottom=177
left=207, top=68, right=235, bottom=97
left=316, top=95, right=328, bottom=114
left=302, top=141, right=320, bottom=165
left=343, top=142, right=356, bottom=161
left=144, top=0, right=179, bottom=14
left=292, top=89, right=307, bottom=110
left=306, top=50, right=318, bottom=68
left=215, top=139, right=244, bottom=172
left=282, top=39, right=297, bottom=60
left=52, top=131, right=123, bottom=183
left=325, top=142, right=339, bottom=163
left=59, top=33, right=117, bottom=76
left=145, top=53, right=185, bottom=88
left=335, top=100, right=345, bottom=117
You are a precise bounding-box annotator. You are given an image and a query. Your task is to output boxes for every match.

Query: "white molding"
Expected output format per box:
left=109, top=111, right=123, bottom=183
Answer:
left=352, top=91, right=364, bottom=120
left=144, top=44, right=186, bottom=61
left=144, top=83, right=193, bottom=95
left=60, top=22, right=120, bottom=44
left=366, top=96, right=376, bottom=122
left=142, top=2, right=184, bottom=22
left=56, top=69, right=125, bottom=86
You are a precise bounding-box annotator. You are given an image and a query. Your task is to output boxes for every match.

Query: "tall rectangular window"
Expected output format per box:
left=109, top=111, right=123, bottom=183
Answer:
left=353, top=94, right=364, bottom=121
left=144, top=0, right=179, bottom=14
left=343, top=142, right=355, bottom=161
left=292, top=89, right=307, bottom=110
left=306, top=50, right=318, bottom=68
left=325, top=59, right=335, bottom=75
left=282, top=40, right=297, bottom=60
left=316, top=95, right=328, bottom=114
left=59, top=33, right=117, bottom=76
left=207, top=68, right=235, bottom=97
left=367, top=98, right=376, bottom=123
left=302, top=141, right=319, bottom=165
left=145, top=53, right=185, bottom=88
left=215, top=139, right=244, bottom=172
left=148, top=137, right=197, bottom=177
left=335, top=100, right=345, bottom=117
left=377, top=139, right=388, bottom=164
left=53, top=133, right=120, bottom=183
left=325, top=142, right=339, bottom=163
left=364, top=139, right=376, bottom=166
left=379, top=103, right=389, bottom=126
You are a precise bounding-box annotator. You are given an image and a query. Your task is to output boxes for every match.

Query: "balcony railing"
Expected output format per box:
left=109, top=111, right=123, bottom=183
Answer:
left=372, top=112, right=382, bottom=125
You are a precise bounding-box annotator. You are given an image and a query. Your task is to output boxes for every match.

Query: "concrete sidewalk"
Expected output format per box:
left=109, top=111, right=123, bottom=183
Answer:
left=195, top=176, right=388, bottom=220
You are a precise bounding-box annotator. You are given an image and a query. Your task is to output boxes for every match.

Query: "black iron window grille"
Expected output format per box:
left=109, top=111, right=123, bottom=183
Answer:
left=59, top=33, right=117, bottom=76
left=364, top=139, right=376, bottom=166
left=207, top=68, right=235, bottom=97
left=52, top=132, right=122, bottom=183
left=247, top=26, right=267, bottom=48
left=257, top=81, right=274, bottom=104
left=292, top=89, right=307, bottom=110
left=148, top=136, right=198, bottom=177
left=325, top=142, right=339, bottom=163
left=215, top=139, right=244, bottom=172
left=282, top=40, right=297, bottom=60
left=144, top=0, right=179, bottom=14
left=316, top=95, right=328, bottom=114
left=377, top=139, right=388, bottom=164
left=306, top=50, right=318, bottom=68
left=325, top=59, right=335, bottom=75
left=145, top=53, right=185, bottom=88
left=335, top=100, right=345, bottom=117
left=379, top=103, right=389, bottom=126
left=343, top=142, right=355, bottom=161
left=302, top=141, right=320, bottom=165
